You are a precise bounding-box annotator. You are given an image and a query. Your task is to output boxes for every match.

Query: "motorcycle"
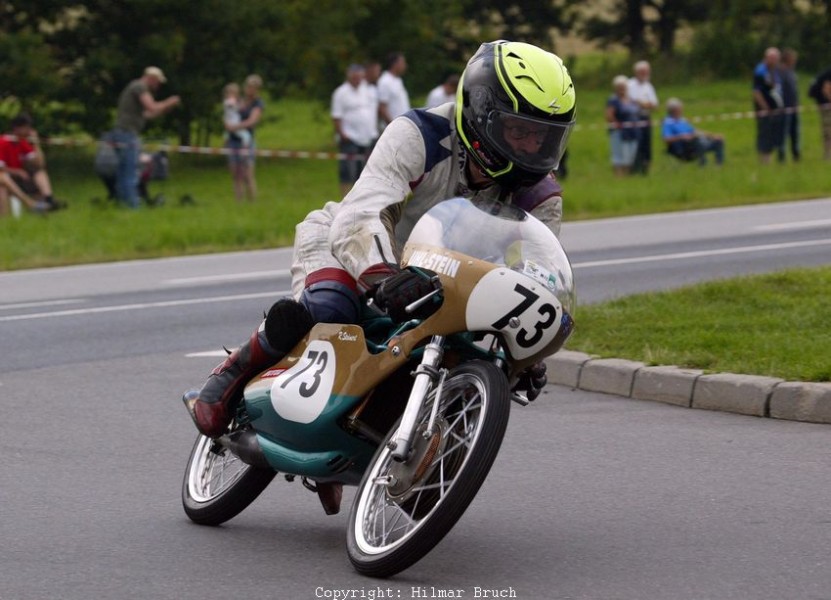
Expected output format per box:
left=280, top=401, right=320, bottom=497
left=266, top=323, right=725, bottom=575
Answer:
left=180, top=196, right=575, bottom=578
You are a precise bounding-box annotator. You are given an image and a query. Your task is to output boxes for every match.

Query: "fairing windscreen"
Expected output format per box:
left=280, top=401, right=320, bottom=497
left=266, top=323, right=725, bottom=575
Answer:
left=405, top=197, right=575, bottom=312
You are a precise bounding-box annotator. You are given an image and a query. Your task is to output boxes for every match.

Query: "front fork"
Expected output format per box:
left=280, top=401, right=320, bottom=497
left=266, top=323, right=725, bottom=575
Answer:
left=388, top=335, right=445, bottom=462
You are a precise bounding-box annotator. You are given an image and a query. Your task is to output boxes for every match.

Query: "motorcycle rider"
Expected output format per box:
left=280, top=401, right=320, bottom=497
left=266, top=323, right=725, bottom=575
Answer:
left=184, top=40, right=576, bottom=513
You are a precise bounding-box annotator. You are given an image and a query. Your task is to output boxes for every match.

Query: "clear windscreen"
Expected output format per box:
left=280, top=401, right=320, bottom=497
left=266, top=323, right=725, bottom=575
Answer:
left=405, top=197, right=575, bottom=312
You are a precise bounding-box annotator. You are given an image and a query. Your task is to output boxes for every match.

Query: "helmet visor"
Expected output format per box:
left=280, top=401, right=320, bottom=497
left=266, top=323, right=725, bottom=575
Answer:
left=486, top=110, right=573, bottom=173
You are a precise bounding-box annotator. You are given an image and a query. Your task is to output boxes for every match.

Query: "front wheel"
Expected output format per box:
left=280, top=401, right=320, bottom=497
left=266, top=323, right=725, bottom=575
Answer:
left=346, top=360, right=511, bottom=578
left=182, top=434, right=275, bottom=526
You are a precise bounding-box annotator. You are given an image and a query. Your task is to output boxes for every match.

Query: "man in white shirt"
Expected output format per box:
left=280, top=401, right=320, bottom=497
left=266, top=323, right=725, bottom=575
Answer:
left=377, top=52, right=411, bottom=128
left=331, top=64, right=379, bottom=196
left=425, top=73, right=460, bottom=108
left=627, top=60, right=659, bottom=174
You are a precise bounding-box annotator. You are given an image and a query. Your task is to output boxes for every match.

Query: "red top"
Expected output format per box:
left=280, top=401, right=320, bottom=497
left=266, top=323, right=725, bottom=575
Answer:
left=0, top=135, right=36, bottom=170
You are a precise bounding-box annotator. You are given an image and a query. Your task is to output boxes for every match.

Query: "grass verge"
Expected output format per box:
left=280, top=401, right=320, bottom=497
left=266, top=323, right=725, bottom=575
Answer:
left=2, top=81, right=831, bottom=270
left=567, top=266, right=831, bottom=382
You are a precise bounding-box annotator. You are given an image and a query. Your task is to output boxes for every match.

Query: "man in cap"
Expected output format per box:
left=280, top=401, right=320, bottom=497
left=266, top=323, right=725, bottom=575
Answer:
left=112, top=66, right=180, bottom=208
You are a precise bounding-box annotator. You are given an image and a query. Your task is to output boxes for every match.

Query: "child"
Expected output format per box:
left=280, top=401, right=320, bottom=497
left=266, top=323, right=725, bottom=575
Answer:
left=223, top=83, right=252, bottom=148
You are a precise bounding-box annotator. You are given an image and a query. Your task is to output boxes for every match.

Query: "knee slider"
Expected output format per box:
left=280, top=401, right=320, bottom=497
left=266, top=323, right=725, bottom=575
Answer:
left=299, top=280, right=361, bottom=325
left=264, top=298, right=314, bottom=354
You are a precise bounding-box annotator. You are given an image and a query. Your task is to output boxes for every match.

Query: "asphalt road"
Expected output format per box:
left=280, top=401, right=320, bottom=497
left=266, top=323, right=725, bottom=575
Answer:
left=1, top=198, right=830, bottom=600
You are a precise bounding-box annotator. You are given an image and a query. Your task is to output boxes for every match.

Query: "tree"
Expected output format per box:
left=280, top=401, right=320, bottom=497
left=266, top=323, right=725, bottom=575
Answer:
left=578, top=0, right=711, bottom=56
left=581, top=0, right=648, bottom=55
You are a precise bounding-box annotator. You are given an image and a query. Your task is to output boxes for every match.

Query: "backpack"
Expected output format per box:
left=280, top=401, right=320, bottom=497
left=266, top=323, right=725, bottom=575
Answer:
left=94, top=131, right=119, bottom=178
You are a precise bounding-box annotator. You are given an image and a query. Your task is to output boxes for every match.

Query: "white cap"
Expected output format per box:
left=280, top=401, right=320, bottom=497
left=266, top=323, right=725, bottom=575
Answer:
left=144, top=66, right=167, bottom=83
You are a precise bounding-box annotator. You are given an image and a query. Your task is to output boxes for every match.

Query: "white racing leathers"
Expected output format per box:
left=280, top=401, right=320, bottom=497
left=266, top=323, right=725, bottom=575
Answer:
left=290, top=102, right=563, bottom=298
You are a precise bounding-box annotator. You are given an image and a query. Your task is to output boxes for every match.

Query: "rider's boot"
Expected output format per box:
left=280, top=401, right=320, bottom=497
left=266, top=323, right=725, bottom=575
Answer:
left=183, top=298, right=314, bottom=438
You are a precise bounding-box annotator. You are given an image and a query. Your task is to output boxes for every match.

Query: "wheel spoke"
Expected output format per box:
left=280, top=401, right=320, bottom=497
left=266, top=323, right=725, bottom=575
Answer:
left=409, top=477, right=456, bottom=494
left=188, top=437, right=249, bottom=502
left=351, top=367, right=503, bottom=560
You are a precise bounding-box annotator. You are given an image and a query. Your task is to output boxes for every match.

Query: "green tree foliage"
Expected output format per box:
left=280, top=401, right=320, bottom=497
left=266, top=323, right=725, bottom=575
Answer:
left=0, top=0, right=576, bottom=141
left=3, top=0, right=827, bottom=142
left=691, top=0, right=830, bottom=77
left=579, top=0, right=711, bottom=56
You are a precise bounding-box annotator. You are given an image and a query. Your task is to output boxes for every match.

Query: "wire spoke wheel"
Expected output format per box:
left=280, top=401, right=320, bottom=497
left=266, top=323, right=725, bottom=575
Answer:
left=182, top=433, right=275, bottom=526
left=347, top=361, right=511, bottom=578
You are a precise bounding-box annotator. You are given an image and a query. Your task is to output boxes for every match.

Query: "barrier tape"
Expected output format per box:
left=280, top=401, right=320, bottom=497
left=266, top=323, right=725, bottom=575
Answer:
left=6, top=102, right=831, bottom=160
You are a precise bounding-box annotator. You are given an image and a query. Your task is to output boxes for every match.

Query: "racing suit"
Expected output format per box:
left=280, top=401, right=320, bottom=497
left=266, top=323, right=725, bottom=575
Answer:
left=291, top=102, right=564, bottom=321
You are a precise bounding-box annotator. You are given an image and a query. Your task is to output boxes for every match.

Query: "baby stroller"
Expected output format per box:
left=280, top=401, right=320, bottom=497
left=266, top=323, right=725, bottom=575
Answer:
left=94, top=131, right=169, bottom=207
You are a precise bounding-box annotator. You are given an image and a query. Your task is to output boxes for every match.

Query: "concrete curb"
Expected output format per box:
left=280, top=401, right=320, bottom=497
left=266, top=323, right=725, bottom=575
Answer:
left=545, top=351, right=831, bottom=425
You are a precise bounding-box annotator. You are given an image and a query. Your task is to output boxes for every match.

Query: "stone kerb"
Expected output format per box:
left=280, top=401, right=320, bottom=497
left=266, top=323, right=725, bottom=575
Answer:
left=769, top=382, right=831, bottom=424
left=579, top=358, right=645, bottom=398
left=692, top=373, right=784, bottom=417
left=631, top=365, right=704, bottom=408
left=546, top=350, right=593, bottom=388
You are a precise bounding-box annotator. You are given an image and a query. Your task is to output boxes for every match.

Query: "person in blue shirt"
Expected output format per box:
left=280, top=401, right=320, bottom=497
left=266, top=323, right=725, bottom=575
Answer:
left=661, top=98, right=725, bottom=165
left=752, top=47, right=785, bottom=164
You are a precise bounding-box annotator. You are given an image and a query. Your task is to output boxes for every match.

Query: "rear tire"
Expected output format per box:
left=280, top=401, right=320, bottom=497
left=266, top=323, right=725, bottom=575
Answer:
left=182, top=434, right=275, bottom=526
left=346, top=360, right=511, bottom=577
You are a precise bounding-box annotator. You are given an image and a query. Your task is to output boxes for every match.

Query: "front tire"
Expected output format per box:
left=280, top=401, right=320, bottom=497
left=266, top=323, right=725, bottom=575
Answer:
left=182, top=434, right=275, bottom=526
left=346, top=360, right=511, bottom=578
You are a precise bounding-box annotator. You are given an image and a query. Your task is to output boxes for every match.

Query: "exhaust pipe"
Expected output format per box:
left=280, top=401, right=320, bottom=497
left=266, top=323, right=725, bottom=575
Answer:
left=219, top=429, right=272, bottom=471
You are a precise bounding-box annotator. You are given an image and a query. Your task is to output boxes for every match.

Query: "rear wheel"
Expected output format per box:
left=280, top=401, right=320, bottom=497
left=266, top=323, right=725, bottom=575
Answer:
left=346, top=360, right=511, bottom=578
left=182, top=434, right=275, bottom=526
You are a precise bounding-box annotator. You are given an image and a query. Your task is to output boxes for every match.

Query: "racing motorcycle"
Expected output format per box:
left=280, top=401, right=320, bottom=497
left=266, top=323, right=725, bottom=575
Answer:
left=180, top=196, right=575, bottom=578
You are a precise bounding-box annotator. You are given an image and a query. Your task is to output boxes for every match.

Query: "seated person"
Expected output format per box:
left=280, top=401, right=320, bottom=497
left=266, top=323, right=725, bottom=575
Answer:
left=661, top=98, right=725, bottom=165
left=0, top=113, right=66, bottom=210
left=0, top=167, right=51, bottom=216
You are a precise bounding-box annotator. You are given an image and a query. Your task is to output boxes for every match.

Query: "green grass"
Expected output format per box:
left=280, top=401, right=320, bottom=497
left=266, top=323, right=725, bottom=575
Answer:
left=2, top=82, right=829, bottom=382
left=2, top=78, right=830, bottom=270
left=567, top=267, right=831, bottom=382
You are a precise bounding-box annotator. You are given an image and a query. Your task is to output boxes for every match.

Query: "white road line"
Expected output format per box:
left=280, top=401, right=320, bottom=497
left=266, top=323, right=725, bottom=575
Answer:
left=186, top=350, right=233, bottom=358
left=0, top=291, right=290, bottom=323
left=0, top=299, right=85, bottom=311
left=164, top=269, right=291, bottom=285
left=753, top=219, right=831, bottom=232
left=4, top=237, right=829, bottom=323
left=573, top=238, right=831, bottom=269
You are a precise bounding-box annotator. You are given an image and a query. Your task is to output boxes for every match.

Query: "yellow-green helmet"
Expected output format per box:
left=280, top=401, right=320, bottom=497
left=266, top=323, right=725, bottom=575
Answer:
left=456, top=40, right=576, bottom=189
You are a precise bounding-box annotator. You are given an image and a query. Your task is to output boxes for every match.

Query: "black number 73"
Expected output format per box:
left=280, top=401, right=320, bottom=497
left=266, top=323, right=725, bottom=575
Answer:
left=491, top=284, right=558, bottom=348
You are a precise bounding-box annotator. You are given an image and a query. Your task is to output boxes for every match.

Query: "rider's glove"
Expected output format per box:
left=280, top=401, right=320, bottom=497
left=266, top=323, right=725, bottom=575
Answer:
left=513, top=361, right=548, bottom=401
left=372, top=267, right=442, bottom=322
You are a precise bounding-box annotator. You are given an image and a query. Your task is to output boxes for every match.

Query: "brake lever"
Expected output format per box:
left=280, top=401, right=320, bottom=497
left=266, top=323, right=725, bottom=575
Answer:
left=404, top=287, right=442, bottom=315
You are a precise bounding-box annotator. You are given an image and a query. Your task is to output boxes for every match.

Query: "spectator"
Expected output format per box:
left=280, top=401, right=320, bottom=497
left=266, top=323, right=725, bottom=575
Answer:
left=425, top=73, right=460, bottom=108
left=377, top=52, right=410, bottom=128
left=112, top=66, right=180, bottom=208
left=222, top=83, right=251, bottom=150
left=363, top=59, right=381, bottom=128
left=364, top=60, right=381, bottom=88
left=331, top=64, right=378, bottom=197
left=226, top=74, right=264, bottom=201
left=752, top=47, right=785, bottom=164
left=606, top=75, right=640, bottom=176
left=627, top=60, right=659, bottom=174
left=0, top=113, right=65, bottom=210
left=0, top=169, right=50, bottom=217
left=779, top=48, right=800, bottom=162
left=808, top=65, right=831, bottom=160
left=662, top=97, right=725, bottom=166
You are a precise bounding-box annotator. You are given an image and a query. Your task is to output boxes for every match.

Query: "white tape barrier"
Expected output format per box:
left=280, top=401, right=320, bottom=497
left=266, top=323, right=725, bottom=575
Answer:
left=11, top=102, right=831, bottom=160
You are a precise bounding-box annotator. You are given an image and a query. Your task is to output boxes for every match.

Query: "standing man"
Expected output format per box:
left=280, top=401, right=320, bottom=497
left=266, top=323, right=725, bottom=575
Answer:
left=112, top=66, right=180, bottom=208
left=331, top=64, right=379, bottom=197
left=752, top=47, right=784, bottom=165
left=627, top=60, right=658, bottom=174
left=425, top=73, right=460, bottom=108
left=808, top=65, right=831, bottom=160
left=377, top=52, right=410, bottom=129
left=779, top=48, right=800, bottom=162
